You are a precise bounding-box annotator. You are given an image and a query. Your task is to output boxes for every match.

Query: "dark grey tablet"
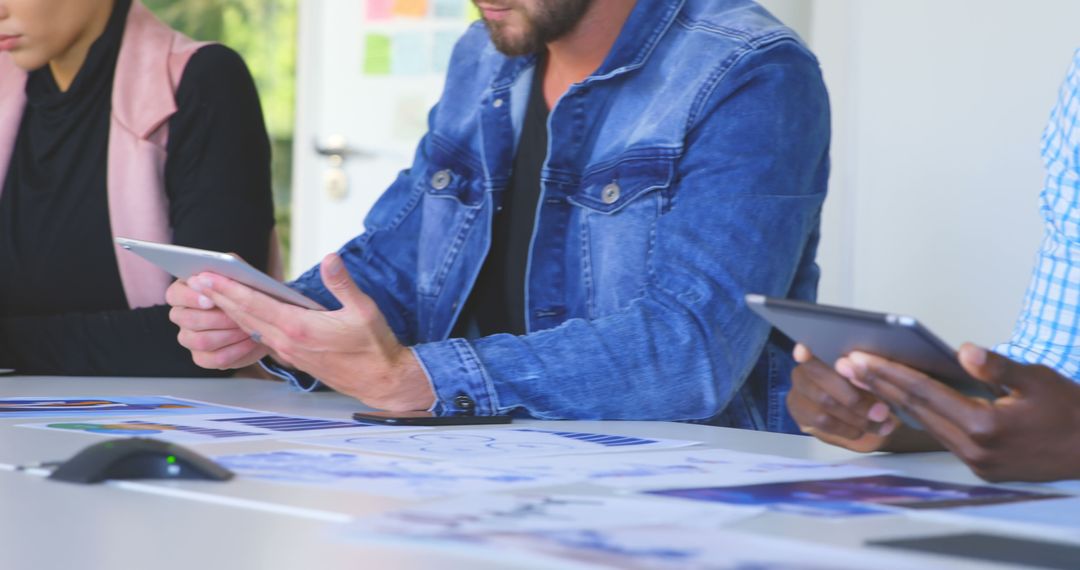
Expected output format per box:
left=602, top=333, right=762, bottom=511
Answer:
left=745, top=294, right=996, bottom=402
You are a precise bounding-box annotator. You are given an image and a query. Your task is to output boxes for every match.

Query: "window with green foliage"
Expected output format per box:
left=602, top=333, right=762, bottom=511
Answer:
left=144, top=0, right=297, bottom=267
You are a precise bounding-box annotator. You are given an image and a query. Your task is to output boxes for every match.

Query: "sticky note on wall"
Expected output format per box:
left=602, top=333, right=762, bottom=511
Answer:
left=432, top=0, right=465, bottom=18
left=392, top=0, right=428, bottom=18
left=363, top=34, right=392, bottom=75
left=433, top=30, right=460, bottom=73
left=466, top=2, right=481, bottom=20
left=366, top=0, right=394, bottom=21
left=392, top=31, right=431, bottom=75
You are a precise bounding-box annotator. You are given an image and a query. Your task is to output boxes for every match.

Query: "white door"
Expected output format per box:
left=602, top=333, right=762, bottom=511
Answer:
left=290, top=0, right=478, bottom=276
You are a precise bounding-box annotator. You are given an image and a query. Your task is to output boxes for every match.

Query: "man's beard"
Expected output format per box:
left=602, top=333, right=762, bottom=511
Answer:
left=480, top=0, right=596, bottom=56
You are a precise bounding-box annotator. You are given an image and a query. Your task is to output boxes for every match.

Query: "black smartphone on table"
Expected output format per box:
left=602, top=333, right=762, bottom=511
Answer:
left=353, top=410, right=512, bottom=426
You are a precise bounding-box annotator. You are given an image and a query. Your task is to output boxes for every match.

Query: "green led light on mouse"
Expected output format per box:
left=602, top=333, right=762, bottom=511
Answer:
left=48, top=438, right=234, bottom=483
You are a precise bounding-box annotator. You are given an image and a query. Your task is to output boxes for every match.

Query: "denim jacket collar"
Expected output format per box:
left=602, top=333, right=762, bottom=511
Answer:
left=489, top=0, right=686, bottom=91
left=591, top=0, right=685, bottom=81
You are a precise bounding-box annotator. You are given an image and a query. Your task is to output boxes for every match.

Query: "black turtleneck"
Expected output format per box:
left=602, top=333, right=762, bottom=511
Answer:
left=0, top=0, right=274, bottom=376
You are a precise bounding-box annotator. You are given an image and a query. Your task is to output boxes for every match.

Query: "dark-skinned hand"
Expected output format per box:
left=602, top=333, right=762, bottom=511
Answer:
left=788, top=344, right=937, bottom=453
left=842, top=344, right=1080, bottom=482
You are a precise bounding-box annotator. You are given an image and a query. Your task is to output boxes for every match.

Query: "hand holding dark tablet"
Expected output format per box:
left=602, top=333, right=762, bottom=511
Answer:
left=787, top=344, right=905, bottom=452
left=754, top=295, right=1080, bottom=482
left=746, top=295, right=998, bottom=403
left=839, top=344, right=1080, bottom=482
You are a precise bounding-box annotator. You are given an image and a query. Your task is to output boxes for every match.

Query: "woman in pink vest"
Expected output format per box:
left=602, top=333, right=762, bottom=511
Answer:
left=0, top=0, right=276, bottom=375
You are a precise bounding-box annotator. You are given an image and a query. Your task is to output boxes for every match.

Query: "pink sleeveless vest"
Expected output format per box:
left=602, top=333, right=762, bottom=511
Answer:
left=0, top=1, right=281, bottom=309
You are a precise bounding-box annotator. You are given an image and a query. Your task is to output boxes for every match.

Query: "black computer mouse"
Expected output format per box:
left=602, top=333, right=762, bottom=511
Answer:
left=48, top=438, right=233, bottom=484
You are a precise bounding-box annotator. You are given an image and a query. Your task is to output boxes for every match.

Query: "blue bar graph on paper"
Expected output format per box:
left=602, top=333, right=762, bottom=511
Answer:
left=127, top=421, right=253, bottom=439
left=514, top=429, right=658, bottom=447
left=210, top=415, right=362, bottom=432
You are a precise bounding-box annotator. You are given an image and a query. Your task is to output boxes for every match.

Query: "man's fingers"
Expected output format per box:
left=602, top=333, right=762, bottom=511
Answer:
left=209, top=291, right=280, bottom=339
left=177, top=328, right=252, bottom=353
left=958, top=343, right=1033, bottom=393
left=851, top=353, right=1003, bottom=447
left=207, top=292, right=315, bottom=368
left=789, top=358, right=899, bottom=440
left=319, top=253, right=374, bottom=316
left=169, top=307, right=238, bottom=332
left=864, top=373, right=987, bottom=459
left=787, top=390, right=865, bottom=441
left=191, top=338, right=261, bottom=370
left=836, top=357, right=871, bottom=391
left=791, top=375, right=873, bottom=430
left=794, top=357, right=881, bottom=424
left=198, top=273, right=304, bottom=329
left=166, top=280, right=215, bottom=310
left=793, top=344, right=814, bottom=363
left=796, top=357, right=859, bottom=405
left=849, top=352, right=989, bottom=429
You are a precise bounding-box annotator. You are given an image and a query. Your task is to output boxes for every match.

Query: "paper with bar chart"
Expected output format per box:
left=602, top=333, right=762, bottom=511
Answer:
left=347, top=493, right=762, bottom=537
left=0, top=396, right=249, bottom=418
left=17, top=412, right=425, bottom=444
left=473, top=448, right=893, bottom=490
left=213, top=449, right=583, bottom=499
left=293, top=428, right=700, bottom=460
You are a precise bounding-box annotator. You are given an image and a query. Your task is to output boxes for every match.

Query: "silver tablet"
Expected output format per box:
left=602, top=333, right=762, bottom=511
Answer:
left=746, top=294, right=996, bottom=402
left=116, top=237, right=325, bottom=311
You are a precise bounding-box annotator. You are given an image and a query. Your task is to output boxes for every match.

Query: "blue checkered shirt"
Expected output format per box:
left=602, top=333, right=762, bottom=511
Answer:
left=998, top=50, right=1080, bottom=380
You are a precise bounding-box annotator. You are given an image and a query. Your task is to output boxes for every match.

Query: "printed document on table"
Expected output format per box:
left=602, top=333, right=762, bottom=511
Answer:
left=18, top=412, right=426, bottom=444
left=644, top=475, right=1067, bottom=518
left=0, top=396, right=250, bottom=418
left=347, top=524, right=928, bottom=570
left=469, top=448, right=893, bottom=490
left=213, top=449, right=582, bottom=499
left=292, top=428, right=700, bottom=460
left=347, top=493, right=762, bottom=538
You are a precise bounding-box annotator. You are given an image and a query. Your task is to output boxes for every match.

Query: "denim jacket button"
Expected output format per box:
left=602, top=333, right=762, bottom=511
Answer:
left=602, top=182, right=621, bottom=204
left=431, top=170, right=453, bottom=190
left=493, top=98, right=505, bottom=108
left=453, top=394, right=476, bottom=412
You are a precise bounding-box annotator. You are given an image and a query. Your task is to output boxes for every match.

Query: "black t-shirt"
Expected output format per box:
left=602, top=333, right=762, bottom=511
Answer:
left=0, top=0, right=275, bottom=376
left=452, top=58, right=550, bottom=338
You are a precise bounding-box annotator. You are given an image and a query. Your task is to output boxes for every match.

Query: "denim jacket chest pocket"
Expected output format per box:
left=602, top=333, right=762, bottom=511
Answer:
left=567, top=156, right=676, bottom=318
left=417, top=159, right=486, bottom=298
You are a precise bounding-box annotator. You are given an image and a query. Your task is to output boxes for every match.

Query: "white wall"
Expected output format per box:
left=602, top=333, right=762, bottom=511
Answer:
left=757, top=0, right=813, bottom=40
left=768, top=0, right=1080, bottom=347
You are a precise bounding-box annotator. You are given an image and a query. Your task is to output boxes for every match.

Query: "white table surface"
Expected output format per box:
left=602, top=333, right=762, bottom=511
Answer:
left=0, top=374, right=1075, bottom=570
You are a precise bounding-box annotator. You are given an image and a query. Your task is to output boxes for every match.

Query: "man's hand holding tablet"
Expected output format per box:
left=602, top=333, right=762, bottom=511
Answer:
left=138, top=239, right=435, bottom=413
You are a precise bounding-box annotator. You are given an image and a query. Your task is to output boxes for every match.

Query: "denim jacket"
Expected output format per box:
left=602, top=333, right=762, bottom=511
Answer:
left=286, top=0, right=830, bottom=432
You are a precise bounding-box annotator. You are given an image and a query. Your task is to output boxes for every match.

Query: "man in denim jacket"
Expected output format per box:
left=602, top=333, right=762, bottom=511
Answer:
left=168, top=0, right=830, bottom=432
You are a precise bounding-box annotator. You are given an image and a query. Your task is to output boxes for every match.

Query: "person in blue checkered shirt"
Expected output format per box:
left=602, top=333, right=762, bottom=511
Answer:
left=787, top=50, right=1080, bottom=483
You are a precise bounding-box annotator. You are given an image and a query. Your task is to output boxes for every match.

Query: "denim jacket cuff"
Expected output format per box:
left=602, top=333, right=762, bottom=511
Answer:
left=412, top=338, right=499, bottom=416
left=258, top=357, right=324, bottom=392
